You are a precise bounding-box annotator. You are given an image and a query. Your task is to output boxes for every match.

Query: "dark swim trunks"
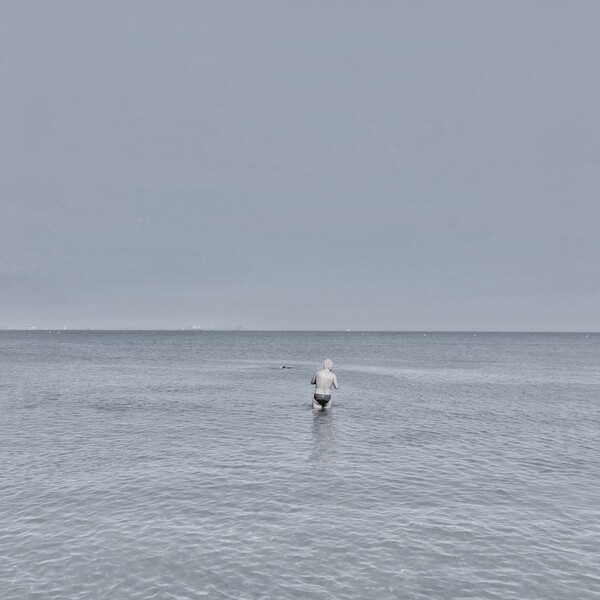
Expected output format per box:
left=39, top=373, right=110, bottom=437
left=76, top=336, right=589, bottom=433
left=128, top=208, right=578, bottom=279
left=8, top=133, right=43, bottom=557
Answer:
left=314, top=393, right=332, bottom=407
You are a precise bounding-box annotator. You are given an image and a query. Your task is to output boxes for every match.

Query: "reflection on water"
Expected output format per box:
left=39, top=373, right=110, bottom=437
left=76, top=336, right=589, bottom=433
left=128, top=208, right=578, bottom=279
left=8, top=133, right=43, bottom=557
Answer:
left=311, top=408, right=335, bottom=462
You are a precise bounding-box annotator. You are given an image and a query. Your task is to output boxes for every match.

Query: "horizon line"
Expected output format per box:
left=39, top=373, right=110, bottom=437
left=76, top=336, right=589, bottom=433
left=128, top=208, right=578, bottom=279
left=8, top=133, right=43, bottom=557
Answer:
left=0, top=328, right=598, bottom=334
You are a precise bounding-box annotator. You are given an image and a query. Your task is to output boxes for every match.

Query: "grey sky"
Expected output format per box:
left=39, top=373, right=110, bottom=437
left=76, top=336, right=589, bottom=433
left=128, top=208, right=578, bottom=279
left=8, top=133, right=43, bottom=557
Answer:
left=1, top=1, right=599, bottom=330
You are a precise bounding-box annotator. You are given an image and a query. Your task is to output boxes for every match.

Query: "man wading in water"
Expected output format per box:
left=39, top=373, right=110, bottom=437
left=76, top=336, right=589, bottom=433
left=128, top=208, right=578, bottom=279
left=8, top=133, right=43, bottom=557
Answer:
left=311, top=359, right=339, bottom=410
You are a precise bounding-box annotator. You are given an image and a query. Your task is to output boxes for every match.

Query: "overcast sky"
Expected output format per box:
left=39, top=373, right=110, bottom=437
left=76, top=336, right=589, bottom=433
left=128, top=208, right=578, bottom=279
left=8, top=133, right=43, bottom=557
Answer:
left=1, top=1, right=599, bottom=330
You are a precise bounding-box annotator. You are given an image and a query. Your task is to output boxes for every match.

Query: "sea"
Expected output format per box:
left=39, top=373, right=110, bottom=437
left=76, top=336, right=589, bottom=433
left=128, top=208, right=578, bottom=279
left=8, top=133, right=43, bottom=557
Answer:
left=1, top=331, right=598, bottom=599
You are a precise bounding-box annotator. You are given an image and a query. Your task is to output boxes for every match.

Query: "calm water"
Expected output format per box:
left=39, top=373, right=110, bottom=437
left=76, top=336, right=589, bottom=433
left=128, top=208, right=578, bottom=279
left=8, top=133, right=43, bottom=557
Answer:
left=1, top=331, right=599, bottom=599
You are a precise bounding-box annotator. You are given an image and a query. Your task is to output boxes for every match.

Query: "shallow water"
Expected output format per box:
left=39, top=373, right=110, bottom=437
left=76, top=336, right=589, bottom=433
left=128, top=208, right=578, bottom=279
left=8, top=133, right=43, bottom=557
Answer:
left=1, top=331, right=599, bottom=599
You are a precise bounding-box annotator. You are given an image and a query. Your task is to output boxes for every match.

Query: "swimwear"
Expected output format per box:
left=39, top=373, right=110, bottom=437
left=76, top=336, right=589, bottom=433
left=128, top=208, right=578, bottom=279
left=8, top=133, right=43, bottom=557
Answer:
left=313, top=393, right=331, bottom=407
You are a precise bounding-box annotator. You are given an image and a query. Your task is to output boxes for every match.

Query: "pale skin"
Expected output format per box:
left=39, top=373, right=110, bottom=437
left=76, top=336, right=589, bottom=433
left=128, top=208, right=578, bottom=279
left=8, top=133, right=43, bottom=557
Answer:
left=311, top=360, right=339, bottom=410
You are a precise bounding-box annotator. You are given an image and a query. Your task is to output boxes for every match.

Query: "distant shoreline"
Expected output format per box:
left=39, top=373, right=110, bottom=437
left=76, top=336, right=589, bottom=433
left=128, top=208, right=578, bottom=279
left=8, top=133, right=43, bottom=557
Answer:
left=0, top=329, right=598, bottom=334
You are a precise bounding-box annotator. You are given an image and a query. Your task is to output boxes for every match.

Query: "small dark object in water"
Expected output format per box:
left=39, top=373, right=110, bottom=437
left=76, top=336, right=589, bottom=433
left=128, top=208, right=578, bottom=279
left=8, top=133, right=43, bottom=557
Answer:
left=281, top=365, right=292, bottom=369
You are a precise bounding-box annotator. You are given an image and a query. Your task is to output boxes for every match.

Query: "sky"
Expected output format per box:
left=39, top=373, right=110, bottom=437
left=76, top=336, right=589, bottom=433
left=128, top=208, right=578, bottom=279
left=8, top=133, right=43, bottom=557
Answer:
left=1, top=1, right=599, bottom=331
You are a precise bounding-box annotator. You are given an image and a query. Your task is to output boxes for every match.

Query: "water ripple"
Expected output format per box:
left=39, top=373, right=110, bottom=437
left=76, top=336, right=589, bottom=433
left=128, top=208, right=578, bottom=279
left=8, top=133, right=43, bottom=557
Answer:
left=1, top=332, right=599, bottom=599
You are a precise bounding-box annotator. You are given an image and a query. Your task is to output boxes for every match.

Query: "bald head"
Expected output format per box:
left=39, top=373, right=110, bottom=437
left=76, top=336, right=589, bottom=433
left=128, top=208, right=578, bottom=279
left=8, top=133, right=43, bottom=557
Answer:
left=323, top=359, right=333, bottom=370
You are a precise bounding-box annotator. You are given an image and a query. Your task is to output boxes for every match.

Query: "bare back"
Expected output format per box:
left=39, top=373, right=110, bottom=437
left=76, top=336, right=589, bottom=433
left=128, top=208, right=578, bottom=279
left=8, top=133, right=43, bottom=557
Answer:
left=311, top=368, right=339, bottom=395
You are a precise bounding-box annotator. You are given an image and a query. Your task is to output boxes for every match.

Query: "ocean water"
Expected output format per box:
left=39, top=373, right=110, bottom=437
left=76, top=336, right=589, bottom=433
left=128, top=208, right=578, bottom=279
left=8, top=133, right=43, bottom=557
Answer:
left=1, top=331, right=599, bottom=599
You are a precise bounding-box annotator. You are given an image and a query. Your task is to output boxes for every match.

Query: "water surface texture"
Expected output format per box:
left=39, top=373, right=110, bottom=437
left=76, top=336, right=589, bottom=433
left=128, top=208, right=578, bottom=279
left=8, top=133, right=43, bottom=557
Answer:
left=1, top=331, right=599, bottom=599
